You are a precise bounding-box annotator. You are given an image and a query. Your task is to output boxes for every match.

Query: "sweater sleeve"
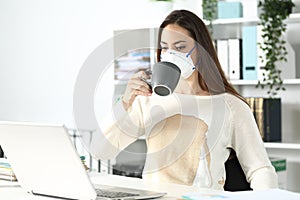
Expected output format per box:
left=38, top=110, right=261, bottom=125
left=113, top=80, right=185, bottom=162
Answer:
left=91, top=97, right=145, bottom=160
left=228, top=95, right=278, bottom=190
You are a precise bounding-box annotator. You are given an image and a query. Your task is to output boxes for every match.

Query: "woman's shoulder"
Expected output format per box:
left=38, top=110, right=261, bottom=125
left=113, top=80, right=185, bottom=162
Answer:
left=223, top=93, right=250, bottom=112
left=222, top=95, right=255, bottom=125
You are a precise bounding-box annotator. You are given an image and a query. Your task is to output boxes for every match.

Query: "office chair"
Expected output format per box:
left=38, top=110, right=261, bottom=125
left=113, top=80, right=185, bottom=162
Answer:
left=224, top=150, right=252, bottom=191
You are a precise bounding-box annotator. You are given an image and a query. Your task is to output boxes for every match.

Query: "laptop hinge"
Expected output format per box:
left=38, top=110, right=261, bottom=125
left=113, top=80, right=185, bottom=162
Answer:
left=31, top=190, right=78, bottom=200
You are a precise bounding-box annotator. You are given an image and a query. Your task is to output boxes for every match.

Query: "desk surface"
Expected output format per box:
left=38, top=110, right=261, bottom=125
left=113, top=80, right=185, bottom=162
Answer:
left=1, top=172, right=300, bottom=200
left=0, top=172, right=203, bottom=200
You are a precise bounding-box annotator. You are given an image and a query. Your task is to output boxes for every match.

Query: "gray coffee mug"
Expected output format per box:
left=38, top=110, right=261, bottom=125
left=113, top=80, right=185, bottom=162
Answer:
left=150, top=61, right=181, bottom=96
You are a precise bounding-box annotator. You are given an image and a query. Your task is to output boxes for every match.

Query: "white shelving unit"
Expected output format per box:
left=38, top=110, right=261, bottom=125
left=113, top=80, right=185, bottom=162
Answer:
left=265, top=142, right=300, bottom=163
left=230, top=78, right=300, bottom=86
left=209, top=13, right=300, bottom=25
left=218, top=11, right=300, bottom=192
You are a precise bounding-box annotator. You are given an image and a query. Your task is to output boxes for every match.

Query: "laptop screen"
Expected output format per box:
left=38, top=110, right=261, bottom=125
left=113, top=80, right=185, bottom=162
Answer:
left=0, top=121, right=97, bottom=200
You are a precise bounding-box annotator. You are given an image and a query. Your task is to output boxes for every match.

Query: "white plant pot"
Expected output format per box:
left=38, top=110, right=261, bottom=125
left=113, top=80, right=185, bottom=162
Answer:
left=172, top=0, right=203, bottom=18
left=150, top=1, right=174, bottom=25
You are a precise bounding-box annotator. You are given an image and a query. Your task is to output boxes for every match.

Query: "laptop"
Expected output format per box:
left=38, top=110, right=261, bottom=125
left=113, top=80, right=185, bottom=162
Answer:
left=0, top=121, right=166, bottom=200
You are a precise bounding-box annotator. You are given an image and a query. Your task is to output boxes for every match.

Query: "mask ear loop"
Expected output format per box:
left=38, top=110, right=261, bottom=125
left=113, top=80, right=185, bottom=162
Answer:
left=194, top=59, right=201, bottom=71
left=186, top=46, right=197, bottom=70
left=186, top=45, right=196, bottom=57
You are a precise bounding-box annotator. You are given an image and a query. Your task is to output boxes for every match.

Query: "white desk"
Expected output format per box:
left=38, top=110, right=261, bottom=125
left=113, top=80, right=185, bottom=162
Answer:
left=1, top=172, right=300, bottom=200
left=0, top=172, right=204, bottom=200
left=90, top=172, right=209, bottom=198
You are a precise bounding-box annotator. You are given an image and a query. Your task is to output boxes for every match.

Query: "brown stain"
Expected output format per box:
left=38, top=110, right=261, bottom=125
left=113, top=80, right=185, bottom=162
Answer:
left=144, top=114, right=210, bottom=186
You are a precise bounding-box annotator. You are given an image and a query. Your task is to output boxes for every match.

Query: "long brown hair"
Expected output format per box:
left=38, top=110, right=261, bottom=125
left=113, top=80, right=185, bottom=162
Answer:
left=156, top=10, right=246, bottom=103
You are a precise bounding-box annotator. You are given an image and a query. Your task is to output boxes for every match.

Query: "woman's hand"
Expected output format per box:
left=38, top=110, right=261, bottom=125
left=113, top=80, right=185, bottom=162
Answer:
left=122, top=71, right=152, bottom=110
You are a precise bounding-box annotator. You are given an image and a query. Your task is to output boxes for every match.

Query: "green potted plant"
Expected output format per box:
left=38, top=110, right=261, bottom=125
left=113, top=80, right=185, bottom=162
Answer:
left=257, top=0, right=295, bottom=97
left=202, top=0, right=218, bottom=36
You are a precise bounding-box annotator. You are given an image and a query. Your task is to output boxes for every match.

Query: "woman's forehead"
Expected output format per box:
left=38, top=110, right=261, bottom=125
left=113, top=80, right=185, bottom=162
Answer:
left=161, top=24, right=194, bottom=44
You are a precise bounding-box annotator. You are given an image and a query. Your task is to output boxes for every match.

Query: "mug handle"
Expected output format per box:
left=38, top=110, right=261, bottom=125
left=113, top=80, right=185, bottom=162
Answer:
left=140, top=77, right=152, bottom=90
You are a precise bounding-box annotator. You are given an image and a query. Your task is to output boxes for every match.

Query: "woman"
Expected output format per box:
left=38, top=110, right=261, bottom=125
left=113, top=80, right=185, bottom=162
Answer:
left=98, top=10, right=278, bottom=191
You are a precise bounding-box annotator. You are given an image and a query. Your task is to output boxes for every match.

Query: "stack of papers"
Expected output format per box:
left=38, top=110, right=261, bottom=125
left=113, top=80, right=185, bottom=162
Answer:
left=0, top=158, right=17, bottom=181
left=181, top=188, right=300, bottom=200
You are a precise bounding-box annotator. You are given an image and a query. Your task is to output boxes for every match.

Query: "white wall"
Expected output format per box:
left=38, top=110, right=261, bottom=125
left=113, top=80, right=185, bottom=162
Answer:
left=0, top=0, right=202, bottom=129
left=0, top=0, right=156, bottom=129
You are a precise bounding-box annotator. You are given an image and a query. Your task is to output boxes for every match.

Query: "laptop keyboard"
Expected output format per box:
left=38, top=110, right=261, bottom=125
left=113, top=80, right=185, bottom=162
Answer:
left=95, top=189, right=139, bottom=198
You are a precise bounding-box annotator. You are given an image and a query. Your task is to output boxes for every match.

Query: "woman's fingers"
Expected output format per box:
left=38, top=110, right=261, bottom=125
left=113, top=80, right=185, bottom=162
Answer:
left=128, top=79, right=152, bottom=93
left=122, top=71, right=152, bottom=110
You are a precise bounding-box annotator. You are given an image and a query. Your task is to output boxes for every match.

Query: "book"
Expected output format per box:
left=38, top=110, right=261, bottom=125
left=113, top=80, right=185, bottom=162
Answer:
left=245, top=97, right=282, bottom=142
left=254, top=97, right=265, bottom=140
left=0, top=158, right=17, bottom=181
left=114, top=49, right=151, bottom=81
left=270, top=157, right=287, bottom=189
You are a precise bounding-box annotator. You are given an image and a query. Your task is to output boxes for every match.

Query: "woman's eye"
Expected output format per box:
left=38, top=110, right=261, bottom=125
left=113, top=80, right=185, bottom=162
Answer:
left=176, top=46, right=186, bottom=51
left=161, top=46, right=168, bottom=50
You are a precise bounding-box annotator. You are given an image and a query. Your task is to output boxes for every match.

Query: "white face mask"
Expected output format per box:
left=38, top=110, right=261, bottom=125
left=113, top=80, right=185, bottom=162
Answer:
left=160, top=47, right=196, bottom=79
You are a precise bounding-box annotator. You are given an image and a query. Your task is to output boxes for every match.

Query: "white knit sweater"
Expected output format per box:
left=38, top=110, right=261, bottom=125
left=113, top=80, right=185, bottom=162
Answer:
left=94, top=92, right=278, bottom=190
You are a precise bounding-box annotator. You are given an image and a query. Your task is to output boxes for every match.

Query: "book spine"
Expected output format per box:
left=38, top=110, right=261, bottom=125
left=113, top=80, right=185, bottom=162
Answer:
left=254, top=98, right=264, bottom=140
left=245, top=97, right=255, bottom=115
left=263, top=98, right=282, bottom=142
left=251, top=98, right=282, bottom=142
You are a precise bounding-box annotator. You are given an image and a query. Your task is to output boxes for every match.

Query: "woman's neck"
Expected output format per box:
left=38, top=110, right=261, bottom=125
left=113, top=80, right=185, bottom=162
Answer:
left=175, top=78, right=210, bottom=96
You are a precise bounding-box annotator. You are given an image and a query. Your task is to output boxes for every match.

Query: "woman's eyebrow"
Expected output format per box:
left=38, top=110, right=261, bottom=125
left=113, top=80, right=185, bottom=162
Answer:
left=173, top=40, right=187, bottom=45
left=160, top=40, right=187, bottom=45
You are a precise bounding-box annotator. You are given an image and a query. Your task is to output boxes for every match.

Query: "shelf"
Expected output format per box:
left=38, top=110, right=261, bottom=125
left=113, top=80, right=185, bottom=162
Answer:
left=264, top=142, right=300, bottom=163
left=286, top=13, right=300, bottom=23
left=211, top=17, right=259, bottom=26
left=207, top=13, right=300, bottom=26
left=115, top=79, right=300, bottom=91
left=230, top=79, right=300, bottom=86
left=264, top=142, right=300, bottom=150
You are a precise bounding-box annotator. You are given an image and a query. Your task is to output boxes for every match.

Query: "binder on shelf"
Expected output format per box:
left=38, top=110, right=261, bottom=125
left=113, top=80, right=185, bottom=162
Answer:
left=217, top=1, right=243, bottom=19
left=242, top=26, right=258, bottom=80
left=216, top=39, right=229, bottom=79
left=228, top=38, right=242, bottom=80
left=245, top=97, right=282, bottom=142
